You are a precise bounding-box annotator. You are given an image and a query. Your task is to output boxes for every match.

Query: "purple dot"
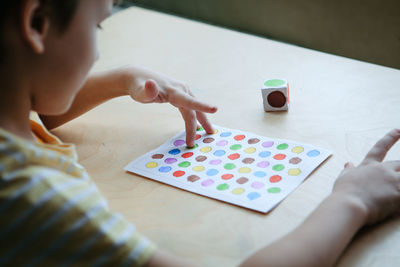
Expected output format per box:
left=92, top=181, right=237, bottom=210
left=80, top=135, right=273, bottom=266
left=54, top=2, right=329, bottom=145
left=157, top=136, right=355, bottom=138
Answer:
left=165, top=158, right=177, bottom=164
left=217, top=140, right=228, bottom=146
left=173, top=139, right=185, bottom=146
left=201, top=179, right=215, bottom=187
left=257, top=161, right=270, bottom=168
left=262, top=141, right=274, bottom=148
left=251, top=181, right=265, bottom=189
left=209, top=159, right=222, bottom=165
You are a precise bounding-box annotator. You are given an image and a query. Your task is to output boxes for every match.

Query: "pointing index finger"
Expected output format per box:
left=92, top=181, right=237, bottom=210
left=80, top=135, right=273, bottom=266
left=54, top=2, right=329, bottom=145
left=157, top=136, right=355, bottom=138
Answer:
left=361, top=129, right=400, bottom=165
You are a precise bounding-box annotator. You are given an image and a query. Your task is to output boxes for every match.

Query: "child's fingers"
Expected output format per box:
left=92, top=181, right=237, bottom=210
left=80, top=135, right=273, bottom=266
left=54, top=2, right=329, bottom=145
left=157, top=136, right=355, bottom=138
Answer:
left=196, top=111, right=214, bottom=134
left=361, top=129, right=400, bottom=165
left=170, top=92, right=217, bottom=114
left=179, top=108, right=197, bottom=147
left=344, top=162, right=355, bottom=169
left=383, top=160, right=400, bottom=172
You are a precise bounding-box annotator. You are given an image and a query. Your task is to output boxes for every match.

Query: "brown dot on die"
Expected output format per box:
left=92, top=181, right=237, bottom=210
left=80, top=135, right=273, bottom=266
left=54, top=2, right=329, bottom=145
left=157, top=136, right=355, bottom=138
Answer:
left=267, top=91, right=286, bottom=108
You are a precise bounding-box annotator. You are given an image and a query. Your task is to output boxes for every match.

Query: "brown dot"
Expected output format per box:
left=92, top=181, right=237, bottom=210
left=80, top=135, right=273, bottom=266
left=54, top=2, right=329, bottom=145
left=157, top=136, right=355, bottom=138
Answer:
left=289, top=157, right=302, bottom=164
left=203, top=137, right=215, bottom=144
left=267, top=91, right=286, bottom=108
left=187, top=175, right=200, bottom=182
left=242, top=158, right=255, bottom=164
left=152, top=154, right=164, bottom=159
left=236, top=177, right=249, bottom=184
left=248, top=138, right=260, bottom=144
left=196, top=155, right=207, bottom=162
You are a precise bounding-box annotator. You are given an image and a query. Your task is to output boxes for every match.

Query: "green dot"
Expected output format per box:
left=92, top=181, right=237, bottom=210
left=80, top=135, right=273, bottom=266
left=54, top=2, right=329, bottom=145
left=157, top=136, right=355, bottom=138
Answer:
left=196, top=126, right=204, bottom=131
left=268, top=187, right=281, bottom=193
left=224, top=163, right=236, bottom=170
left=217, top=183, right=229, bottom=191
left=186, top=144, right=199, bottom=149
left=264, top=79, right=285, bottom=87
left=277, top=143, right=289, bottom=150
left=178, top=161, right=191, bottom=167
left=230, top=144, right=242, bottom=150
left=273, top=164, right=285, bottom=171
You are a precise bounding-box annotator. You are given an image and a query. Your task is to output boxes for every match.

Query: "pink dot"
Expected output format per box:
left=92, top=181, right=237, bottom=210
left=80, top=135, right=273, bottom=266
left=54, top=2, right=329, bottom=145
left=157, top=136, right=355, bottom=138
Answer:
left=257, top=161, right=270, bottom=168
left=217, top=140, right=228, bottom=146
left=251, top=181, right=265, bottom=189
left=262, top=141, right=274, bottom=148
left=209, top=159, right=222, bottom=165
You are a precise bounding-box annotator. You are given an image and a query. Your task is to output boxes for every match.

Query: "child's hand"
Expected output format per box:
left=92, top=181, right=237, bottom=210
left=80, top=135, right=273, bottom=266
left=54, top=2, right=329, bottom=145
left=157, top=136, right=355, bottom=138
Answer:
left=333, top=129, right=400, bottom=225
left=124, top=66, right=218, bottom=147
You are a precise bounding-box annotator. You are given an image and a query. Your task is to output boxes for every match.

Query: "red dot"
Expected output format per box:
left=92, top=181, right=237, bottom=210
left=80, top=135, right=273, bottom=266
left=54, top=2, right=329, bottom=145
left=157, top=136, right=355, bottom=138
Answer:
left=234, top=135, right=245, bottom=141
left=182, top=152, right=194, bottom=158
left=273, top=154, right=286, bottom=160
left=221, top=174, right=234, bottom=180
left=269, top=175, right=282, bottom=183
left=228, top=153, right=240, bottom=160
left=195, top=134, right=201, bottom=140
left=173, top=171, right=185, bottom=177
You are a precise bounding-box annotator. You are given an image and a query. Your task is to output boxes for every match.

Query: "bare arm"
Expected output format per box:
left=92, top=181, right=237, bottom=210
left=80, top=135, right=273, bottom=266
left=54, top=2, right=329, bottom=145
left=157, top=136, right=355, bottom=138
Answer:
left=39, top=67, right=128, bottom=130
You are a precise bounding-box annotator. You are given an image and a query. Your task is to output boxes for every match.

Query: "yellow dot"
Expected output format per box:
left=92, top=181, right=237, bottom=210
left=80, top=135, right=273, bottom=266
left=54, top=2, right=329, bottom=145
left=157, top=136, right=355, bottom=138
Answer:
left=292, top=146, right=304, bottom=154
left=244, top=147, right=256, bottom=154
left=200, top=146, right=212, bottom=153
left=146, top=162, right=158, bottom=168
left=232, top=188, right=245, bottom=195
left=288, top=168, right=301, bottom=176
left=213, top=129, right=219, bottom=134
left=239, top=167, right=251, bottom=173
left=193, top=166, right=205, bottom=172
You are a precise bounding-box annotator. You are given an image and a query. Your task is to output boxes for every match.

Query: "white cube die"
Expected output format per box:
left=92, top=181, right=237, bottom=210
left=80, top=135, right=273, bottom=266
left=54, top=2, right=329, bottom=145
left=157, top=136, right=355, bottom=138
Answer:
left=261, top=79, right=290, bottom=112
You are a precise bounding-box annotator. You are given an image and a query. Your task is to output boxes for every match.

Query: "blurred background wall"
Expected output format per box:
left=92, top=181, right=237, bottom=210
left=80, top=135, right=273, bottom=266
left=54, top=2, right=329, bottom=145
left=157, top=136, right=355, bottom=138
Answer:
left=125, top=0, right=400, bottom=69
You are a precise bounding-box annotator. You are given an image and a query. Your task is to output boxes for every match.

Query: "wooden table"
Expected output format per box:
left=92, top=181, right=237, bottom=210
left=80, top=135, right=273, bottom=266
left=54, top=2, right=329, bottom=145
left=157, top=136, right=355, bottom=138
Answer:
left=54, top=7, right=400, bottom=267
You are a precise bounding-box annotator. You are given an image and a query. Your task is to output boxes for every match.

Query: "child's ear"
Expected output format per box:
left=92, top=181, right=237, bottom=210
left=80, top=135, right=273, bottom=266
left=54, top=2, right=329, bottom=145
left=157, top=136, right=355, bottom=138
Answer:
left=21, top=0, right=50, bottom=54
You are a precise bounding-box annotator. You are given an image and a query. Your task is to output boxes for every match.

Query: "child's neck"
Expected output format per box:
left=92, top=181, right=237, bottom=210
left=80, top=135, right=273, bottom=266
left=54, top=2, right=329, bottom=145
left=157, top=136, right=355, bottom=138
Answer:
left=0, top=80, right=35, bottom=142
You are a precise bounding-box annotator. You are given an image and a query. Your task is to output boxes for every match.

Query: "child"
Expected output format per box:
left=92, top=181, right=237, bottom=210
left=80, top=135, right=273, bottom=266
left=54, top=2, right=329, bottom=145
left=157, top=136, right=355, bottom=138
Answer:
left=0, top=0, right=399, bottom=266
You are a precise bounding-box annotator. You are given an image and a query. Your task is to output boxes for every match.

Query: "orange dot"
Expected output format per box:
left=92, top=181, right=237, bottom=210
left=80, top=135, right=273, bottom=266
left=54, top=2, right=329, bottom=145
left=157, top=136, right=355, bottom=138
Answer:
left=273, top=154, right=286, bottom=160
left=269, top=175, right=282, bottom=183
left=221, top=174, right=234, bottom=180
left=228, top=153, right=240, bottom=160
left=173, top=171, right=185, bottom=177
left=182, top=152, right=194, bottom=158
left=195, top=134, right=201, bottom=140
left=234, top=135, right=245, bottom=141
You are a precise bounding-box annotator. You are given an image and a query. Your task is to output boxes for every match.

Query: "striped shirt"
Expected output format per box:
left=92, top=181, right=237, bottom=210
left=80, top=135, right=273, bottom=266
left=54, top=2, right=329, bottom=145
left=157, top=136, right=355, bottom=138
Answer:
left=0, top=112, right=155, bottom=266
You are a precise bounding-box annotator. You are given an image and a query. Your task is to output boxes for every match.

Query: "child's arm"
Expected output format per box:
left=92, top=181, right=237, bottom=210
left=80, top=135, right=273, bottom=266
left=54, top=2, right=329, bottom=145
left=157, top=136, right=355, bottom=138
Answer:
left=143, top=129, right=400, bottom=267
left=39, top=65, right=217, bottom=146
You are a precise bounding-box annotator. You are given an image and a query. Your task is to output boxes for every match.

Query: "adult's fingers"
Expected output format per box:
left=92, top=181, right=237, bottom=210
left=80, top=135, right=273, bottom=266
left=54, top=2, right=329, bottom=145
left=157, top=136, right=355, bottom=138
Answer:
left=196, top=111, right=214, bottom=134
left=170, top=92, right=217, bottom=114
left=179, top=108, right=197, bottom=147
left=361, top=129, right=400, bottom=165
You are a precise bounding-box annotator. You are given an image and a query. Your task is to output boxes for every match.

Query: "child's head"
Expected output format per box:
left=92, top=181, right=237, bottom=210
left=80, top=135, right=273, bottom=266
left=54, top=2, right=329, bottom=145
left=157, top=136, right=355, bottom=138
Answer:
left=0, top=0, right=113, bottom=115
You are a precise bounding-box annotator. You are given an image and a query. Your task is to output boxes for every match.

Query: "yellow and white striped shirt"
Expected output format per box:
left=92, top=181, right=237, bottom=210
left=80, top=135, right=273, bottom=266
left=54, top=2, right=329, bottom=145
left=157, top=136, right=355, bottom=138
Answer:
left=0, top=113, right=155, bottom=266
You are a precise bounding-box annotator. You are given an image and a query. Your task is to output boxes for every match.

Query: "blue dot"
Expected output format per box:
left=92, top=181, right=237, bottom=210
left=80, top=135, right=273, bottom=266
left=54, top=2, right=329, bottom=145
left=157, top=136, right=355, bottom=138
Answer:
left=247, top=192, right=261, bottom=200
left=159, top=166, right=172, bottom=173
left=254, top=171, right=267, bottom=178
left=168, top=149, right=181, bottom=155
left=214, top=150, right=226, bottom=157
left=259, top=151, right=271, bottom=158
left=206, top=169, right=219, bottom=176
left=220, top=132, right=232, bottom=137
left=307, top=150, right=320, bottom=157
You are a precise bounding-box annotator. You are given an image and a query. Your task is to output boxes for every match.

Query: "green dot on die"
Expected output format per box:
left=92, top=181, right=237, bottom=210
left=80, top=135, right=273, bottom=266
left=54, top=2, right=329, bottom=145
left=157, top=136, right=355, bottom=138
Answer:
left=277, top=143, right=289, bottom=150
left=217, top=183, right=229, bottom=191
left=224, top=163, right=236, bottom=170
left=178, top=161, right=191, bottom=167
left=268, top=187, right=281, bottom=193
left=273, top=164, right=285, bottom=171
left=264, top=79, right=285, bottom=87
left=230, top=144, right=242, bottom=150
